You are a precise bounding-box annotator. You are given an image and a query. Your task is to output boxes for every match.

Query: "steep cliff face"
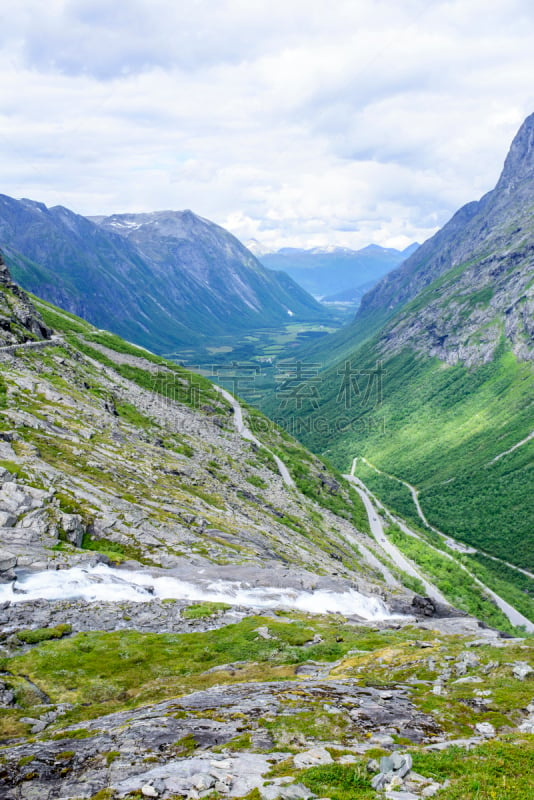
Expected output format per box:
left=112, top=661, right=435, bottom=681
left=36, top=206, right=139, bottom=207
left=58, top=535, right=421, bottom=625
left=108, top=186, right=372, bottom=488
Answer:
left=357, top=113, right=534, bottom=366
left=0, top=253, right=51, bottom=345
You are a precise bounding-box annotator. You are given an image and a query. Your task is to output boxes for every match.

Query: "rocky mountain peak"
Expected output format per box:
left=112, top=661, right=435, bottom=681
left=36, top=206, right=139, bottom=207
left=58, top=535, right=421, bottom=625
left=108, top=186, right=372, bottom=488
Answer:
left=352, top=113, right=534, bottom=366
left=495, top=111, right=534, bottom=194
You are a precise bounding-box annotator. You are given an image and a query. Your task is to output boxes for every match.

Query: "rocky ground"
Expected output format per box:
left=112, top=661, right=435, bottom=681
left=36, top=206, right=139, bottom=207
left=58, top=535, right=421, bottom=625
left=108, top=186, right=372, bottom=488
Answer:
left=0, top=605, right=532, bottom=800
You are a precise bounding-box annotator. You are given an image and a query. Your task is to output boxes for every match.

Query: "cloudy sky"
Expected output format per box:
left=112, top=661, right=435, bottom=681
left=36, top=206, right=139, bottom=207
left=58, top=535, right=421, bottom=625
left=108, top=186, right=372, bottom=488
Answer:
left=1, top=0, right=534, bottom=251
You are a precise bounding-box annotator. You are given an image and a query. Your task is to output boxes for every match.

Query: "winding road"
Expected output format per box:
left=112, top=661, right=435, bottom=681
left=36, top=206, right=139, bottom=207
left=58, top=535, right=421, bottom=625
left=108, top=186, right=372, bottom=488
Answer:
left=352, top=456, right=534, bottom=579
left=489, top=430, right=534, bottom=464
left=353, top=456, right=474, bottom=553
left=346, top=462, right=534, bottom=633
left=214, top=386, right=294, bottom=488
left=0, top=334, right=64, bottom=354
left=392, top=513, right=534, bottom=633
left=8, top=333, right=531, bottom=629
left=344, top=473, right=448, bottom=603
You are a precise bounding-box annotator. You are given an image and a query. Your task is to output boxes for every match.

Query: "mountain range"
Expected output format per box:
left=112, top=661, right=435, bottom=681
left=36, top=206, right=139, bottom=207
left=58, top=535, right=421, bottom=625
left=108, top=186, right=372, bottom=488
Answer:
left=256, top=243, right=419, bottom=300
left=0, top=197, right=327, bottom=356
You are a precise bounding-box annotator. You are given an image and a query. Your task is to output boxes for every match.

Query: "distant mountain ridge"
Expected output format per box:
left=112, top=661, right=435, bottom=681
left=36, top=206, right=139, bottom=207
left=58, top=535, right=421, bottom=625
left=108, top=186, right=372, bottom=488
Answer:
left=257, top=242, right=418, bottom=299
left=0, top=197, right=326, bottom=354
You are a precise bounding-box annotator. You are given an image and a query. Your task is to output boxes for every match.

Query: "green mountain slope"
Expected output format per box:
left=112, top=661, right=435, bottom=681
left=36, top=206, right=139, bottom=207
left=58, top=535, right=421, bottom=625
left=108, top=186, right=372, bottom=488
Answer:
left=1, top=262, right=534, bottom=800
left=0, top=265, right=388, bottom=592
left=260, top=115, right=534, bottom=574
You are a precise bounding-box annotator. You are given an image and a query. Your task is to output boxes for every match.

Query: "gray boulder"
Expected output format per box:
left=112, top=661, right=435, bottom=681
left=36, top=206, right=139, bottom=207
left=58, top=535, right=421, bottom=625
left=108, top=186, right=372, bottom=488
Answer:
left=512, top=662, right=533, bottom=681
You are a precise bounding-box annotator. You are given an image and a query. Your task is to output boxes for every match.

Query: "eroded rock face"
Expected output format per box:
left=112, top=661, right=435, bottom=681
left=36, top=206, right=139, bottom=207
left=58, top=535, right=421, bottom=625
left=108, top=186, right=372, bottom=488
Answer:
left=0, top=252, right=52, bottom=345
left=411, top=596, right=436, bottom=617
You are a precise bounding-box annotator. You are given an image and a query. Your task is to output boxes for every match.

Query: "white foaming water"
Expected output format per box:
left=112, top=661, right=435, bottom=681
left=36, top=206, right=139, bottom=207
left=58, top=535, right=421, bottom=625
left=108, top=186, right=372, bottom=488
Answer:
left=0, top=564, right=394, bottom=620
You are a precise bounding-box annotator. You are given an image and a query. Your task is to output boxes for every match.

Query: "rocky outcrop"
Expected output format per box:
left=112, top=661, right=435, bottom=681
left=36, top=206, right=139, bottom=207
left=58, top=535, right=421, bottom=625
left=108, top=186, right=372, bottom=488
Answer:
left=0, top=252, right=51, bottom=345
left=0, top=676, right=448, bottom=798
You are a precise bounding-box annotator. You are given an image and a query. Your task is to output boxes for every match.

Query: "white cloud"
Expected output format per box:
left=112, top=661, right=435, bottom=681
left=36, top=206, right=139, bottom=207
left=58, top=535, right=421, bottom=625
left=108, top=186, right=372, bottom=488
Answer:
left=0, top=0, right=534, bottom=250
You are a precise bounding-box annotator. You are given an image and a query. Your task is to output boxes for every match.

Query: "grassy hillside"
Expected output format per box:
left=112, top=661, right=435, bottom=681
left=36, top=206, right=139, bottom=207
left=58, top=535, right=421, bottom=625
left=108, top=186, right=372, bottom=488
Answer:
left=0, top=291, right=380, bottom=586
left=261, top=338, right=534, bottom=571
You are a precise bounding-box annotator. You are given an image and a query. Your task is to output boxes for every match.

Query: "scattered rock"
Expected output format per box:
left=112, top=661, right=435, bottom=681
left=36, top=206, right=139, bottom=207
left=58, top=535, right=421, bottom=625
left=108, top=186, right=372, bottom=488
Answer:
left=474, top=722, right=495, bottom=738
left=293, top=747, right=333, bottom=769
left=191, top=772, right=216, bottom=791
left=371, top=752, right=414, bottom=793
left=255, top=626, right=273, bottom=640
left=338, top=754, right=358, bottom=765
left=512, top=661, right=533, bottom=681
left=411, top=596, right=436, bottom=617
left=0, top=682, right=15, bottom=707
left=421, top=785, right=442, bottom=798
left=141, top=785, right=159, bottom=798
left=369, top=733, right=395, bottom=746
left=261, top=782, right=315, bottom=800
left=454, top=652, right=480, bottom=676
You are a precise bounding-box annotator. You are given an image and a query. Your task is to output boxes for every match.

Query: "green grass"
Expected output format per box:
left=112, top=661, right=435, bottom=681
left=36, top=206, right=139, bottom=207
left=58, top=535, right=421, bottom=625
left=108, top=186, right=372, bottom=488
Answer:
left=411, top=737, right=534, bottom=800
left=0, top=459, right=28, bottom=479
left=15, top=624, right=72, bottom=645
left=299, top=763, right=374, bottom=800
left=80, top=533, right=129, bottom=563
left=245, top=474, right=268, bottom=489
left=34, top=302, right=91, bottom=334
left=0, top=612, right=532, bottom=793
left=115, top=400, right=154, bottom=429
left=0, top=372, right=7, bottom=408
left=0, top=619, right=443, bottom=727
left=181, top=602, right=231, bottom=619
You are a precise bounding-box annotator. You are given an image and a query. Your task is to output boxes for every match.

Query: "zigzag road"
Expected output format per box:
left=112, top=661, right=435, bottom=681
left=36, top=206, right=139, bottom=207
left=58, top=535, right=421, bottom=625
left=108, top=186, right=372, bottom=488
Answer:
left=346, top=461, right=534, bottom=633
left=354, top=456, right=534, bottom=580
left=213, top=386, right=294, bottom=488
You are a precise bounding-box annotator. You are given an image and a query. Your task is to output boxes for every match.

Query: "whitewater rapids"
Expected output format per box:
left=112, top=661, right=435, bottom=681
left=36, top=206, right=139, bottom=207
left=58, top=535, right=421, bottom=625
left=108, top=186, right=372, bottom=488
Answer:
left=0, top=563, right=396, bottom=621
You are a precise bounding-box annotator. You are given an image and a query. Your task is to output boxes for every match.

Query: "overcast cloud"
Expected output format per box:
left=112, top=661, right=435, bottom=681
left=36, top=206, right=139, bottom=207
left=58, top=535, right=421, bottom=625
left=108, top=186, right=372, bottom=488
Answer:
left=1, top=0, right=534, bottom=250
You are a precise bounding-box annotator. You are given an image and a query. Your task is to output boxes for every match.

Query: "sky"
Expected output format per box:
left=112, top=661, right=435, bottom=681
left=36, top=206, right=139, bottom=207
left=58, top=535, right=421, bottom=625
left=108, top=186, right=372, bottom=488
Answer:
left=1, top=0, right=534, bottom=252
